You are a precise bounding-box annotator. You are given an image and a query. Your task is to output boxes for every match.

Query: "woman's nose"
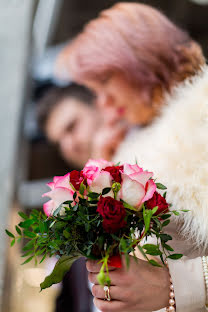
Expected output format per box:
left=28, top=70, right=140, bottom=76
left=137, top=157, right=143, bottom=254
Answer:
left=96, top=93, right=114, bottom=110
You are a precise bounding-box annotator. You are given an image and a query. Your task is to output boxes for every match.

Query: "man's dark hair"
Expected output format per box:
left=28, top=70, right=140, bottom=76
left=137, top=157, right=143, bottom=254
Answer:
left=37, top=84, right=95, bottom=131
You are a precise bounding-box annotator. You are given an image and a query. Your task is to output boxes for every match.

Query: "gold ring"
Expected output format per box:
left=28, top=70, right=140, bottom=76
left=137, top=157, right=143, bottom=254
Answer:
left=104, top=285, right=111, bottom=301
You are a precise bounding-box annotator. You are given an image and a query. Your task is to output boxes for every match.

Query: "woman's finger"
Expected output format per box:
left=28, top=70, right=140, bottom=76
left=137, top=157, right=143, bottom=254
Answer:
left=88, top=270, right=129, bottom=287
left=94, top=297, right=127, bottom=312
left=92, top=284, right=124, bottom=301
left=86, top=260, right=116, bottom=273
left=88, top=272, right=117, bottom=285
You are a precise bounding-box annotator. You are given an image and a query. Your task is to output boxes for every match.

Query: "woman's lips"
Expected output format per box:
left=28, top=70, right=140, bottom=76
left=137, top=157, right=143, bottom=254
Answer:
left=117, top=107, right=126, bottom=115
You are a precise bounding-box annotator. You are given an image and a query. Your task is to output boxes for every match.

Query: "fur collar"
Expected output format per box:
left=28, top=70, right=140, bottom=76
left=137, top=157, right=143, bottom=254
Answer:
left=114, top=65, right=208, bottom=249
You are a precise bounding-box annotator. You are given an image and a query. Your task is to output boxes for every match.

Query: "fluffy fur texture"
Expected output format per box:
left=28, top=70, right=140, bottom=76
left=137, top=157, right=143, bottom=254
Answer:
left=114, top=65, right=208, bottom=250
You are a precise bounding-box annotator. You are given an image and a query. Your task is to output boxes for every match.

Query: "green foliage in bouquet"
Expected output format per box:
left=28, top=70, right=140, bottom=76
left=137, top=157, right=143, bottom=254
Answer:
left=6, top=161, right=187, bottom=290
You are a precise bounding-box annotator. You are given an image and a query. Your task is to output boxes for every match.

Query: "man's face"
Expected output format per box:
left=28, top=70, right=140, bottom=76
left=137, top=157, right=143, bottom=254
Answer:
left=45, top=97, right=99, bottom=168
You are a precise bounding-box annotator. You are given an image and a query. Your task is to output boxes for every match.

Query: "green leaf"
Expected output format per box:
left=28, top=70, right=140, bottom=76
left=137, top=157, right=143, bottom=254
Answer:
left=102, top=187, right=111, bottom=196
left=39, top=221, right=46, bottom=233
left=63, top=229, right=70, bottom=239
left=5, top=229, right=15, bottom=238
left=88, top=192, right=100, bottom=199
left=111, top=234, right=120, bottom=242
left=172, top=211, right=180, bottom=216
left=163, top=192, right=167, bottom=199
left=35, top=248, right=46, bottom=256
left=160, top=234, right=172, bottom=243
left=137, top=245, right=149, bottom=261
left=53, top=204, right=63, bottom=217
left=55, top=221, right=67, bottom=230
left=40, top=255, right=81, bottom=290
left=148, top=259, right=162, bottom=267
left=73, top=192, right=77, bottom=200
left=21, top=250, right=34, bottom=257
left=123, top=201, right=138, bottom=212
left=163, top=244, right=174, bottom=252
left=156, top=183, right=167, bottom=190
left=18, top=211, right=28, bottom=220
left=98, top=236, right=104, bottom=248
left=19, top=219, right=36, bottom=228
left=11, top=239, right=15, bottom=247
left=21, top=256, right=34, bottom=265
left=151, top=206, right=158, bottom=215
left=143, top=207, right=152, bottom=233
left=22, top=239, right=35, bottom=251
left=162, top=220, right=170, bottom=227
left=79, top=182, right=85, bottom=195
left=167, top=254, right=183, bottom=260
left=160, top=214, right=171, bottom=220
left=49, top=220, right=56, bottom=228
left=85, top=223, right=90, bottom=232
left=72, top=203, right=78, bottom=212
left=181, top=209, right=189, bottom=212
left=120, top=237, right=127, bottom=252
left=125, top=254, right=130, bottom=269
left=143, top=244, right=162, bottom=256
left=15, top=226, right=21, bottom=235
left=23, top=230, right=36, bottom=238
left=40, top=254, right=47, bottom=264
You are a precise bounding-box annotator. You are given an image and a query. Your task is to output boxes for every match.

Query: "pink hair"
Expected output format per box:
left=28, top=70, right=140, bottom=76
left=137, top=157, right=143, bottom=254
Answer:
left=58, top=3, right=204, bottom=96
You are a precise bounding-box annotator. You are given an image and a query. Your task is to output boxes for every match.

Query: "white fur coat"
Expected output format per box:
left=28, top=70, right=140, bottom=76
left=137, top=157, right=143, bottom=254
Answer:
left=114, top=65, right=208, bottom=251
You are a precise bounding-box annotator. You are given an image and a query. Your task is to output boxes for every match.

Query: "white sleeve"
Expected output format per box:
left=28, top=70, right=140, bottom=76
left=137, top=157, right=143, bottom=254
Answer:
left=167, top=256, right=206, bottom=312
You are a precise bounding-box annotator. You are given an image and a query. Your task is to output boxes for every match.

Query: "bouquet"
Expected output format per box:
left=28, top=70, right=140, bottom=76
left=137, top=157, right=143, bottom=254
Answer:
left=6, top=159, right=185, bottom=290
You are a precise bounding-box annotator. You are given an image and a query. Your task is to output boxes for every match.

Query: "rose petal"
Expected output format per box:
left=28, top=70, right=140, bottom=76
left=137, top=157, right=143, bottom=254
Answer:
left=119, top=174, right=145, bottom=207
left=83, top=166, right=100, bottom=185
left=54, top=173, right=71, bottom=189
left=142, top=179, right=156, bottom=203
left=90, top=171, right=113, bottom=196
left=47, top=182, right=55, bottom=190
left=84, top=159, right=113, bottom=171
left=129, top=171, right=153, bottom=187
left=53, top=176, right=61, bottom=183
left=51, top=187, right=74, bottom=207
left=123, top=163, right=143, bottom=175
left=42, top=190, right=53, bottom=199
left=43, top=200, right=55, bottom=216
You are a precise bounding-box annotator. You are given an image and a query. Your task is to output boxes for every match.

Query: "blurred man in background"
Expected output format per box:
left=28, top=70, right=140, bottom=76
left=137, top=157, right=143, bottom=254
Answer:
left=37, top=84, right=97, bottom=168
left=37, top=83, right=128, bottom=167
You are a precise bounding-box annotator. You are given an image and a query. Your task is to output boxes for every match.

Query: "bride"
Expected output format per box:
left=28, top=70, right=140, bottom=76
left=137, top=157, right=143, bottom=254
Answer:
left=57, top=3, right=208, bottom=312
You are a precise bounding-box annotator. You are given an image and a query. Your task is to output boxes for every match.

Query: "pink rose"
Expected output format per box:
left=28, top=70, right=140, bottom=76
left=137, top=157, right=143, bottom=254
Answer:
left=118, top=164, right=156, bottom=209
left=42, top=173, right=75, bottom=216
left=89, top=171, right=114, bottom=197
left=83, top=159, right=113, bottom=185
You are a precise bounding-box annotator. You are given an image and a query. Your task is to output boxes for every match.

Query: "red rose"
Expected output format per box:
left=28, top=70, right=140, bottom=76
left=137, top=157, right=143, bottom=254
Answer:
left=146, top=191, right=169, bottom=215
left=108, top=255, right=122, bottom=268
left=97, top=196, right=126, bottom=233
left=70, top=170, right=86, bottom=191
left=103, top=165, right=124, bottom=183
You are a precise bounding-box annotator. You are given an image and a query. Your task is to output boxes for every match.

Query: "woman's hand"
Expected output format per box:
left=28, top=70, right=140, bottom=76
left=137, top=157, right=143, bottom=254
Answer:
left=87, top=256, right=170, bottom=312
